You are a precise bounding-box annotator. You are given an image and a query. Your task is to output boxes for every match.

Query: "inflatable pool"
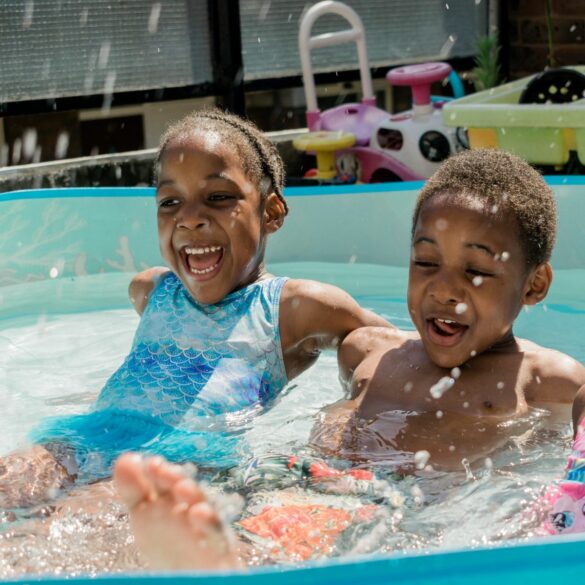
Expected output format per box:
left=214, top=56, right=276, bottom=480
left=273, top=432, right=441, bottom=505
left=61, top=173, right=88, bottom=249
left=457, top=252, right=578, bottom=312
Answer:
left=2, top=179, right=585, bottom=583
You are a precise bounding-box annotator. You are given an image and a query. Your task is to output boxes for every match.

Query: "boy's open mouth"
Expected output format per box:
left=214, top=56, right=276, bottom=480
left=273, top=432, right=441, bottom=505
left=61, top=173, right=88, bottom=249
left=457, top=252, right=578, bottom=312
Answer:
left=183, top=245, right=224, bottom=279
left=426, top=317, right=469, bottom=347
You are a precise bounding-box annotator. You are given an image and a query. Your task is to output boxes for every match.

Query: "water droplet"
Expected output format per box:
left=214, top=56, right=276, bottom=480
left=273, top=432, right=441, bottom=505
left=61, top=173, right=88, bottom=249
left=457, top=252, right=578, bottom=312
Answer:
left=23, top=0, right=34, bottom=28
left=23, top=128, right=37, bottom=160
left=455, top=302, right=467, bottom=315
left=451, top=367, right=461, bottom=379
left=414, top=450, right=430, bottom=470
left=259, top=0, right=271, bottom=20
left=404, top=381, right=413, bottom=392
left=410, top=485, right=424, bottom=505
left=430, top=376, right=455, bottom=399
left=485, top=457, right=493, bottom=469
left=80, top=8, right=89, bottom=26
left=49, top=267, right=59, bottom=278
left=0, top=144, right=8, bottom=167
left=461, top=458, right=475, bottom=480
left=535, top=375, right=541, bottom=384
left=449, top=444, right=456, bottom=452
left=436, top=410, right=444, bottom=419
left=55, top=132, right=69, bottom=159
left=12, top=138, right=22, bottom=164
left=435, top=218, right=448, bottom=230
left=463, top=401, right=469, bottom=408
left=491, top=204, right=498, bottom=214
left=148, top=3, right=162, bottom=33
left=472, top=275, right=483, bottom=287
left=501, top=251, right=509, bottom=262
left=98, top=41, right=111, bottom=69
left=497, top=381, right=504, bottom=389
left=349, top=254, right=357, bottom=264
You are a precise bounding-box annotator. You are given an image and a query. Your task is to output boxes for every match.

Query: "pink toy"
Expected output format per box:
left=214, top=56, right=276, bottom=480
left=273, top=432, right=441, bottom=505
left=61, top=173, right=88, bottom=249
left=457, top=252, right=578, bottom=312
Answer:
left=296, top=1, right=464, bottom=183
left=387, top=63, right=453, bottom=114
left=543, top=481, right=585, bottom=535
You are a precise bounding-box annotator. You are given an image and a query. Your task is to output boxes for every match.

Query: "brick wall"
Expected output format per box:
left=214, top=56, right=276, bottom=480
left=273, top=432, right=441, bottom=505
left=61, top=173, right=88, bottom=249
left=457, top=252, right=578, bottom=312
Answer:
left=507, top=0, right=585, bottom=78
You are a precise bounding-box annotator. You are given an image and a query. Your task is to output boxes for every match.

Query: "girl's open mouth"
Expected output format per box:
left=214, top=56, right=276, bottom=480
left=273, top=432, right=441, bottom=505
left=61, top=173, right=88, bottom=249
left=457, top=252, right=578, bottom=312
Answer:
left=183, top=245, right=224, bottom=281
left=426, top=317, right=469, bottom=347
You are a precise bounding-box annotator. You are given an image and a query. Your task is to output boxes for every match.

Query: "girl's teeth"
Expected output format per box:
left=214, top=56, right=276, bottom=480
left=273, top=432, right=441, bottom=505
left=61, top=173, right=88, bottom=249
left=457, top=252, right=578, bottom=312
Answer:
left=185, top=246, right=222, bottom=255
left=190, top=262, right=220, bottom=275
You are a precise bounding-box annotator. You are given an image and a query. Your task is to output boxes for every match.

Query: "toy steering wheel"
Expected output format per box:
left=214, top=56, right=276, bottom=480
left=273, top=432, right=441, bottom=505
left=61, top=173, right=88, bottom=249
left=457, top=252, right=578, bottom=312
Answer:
left=293, top=131, right=356, bottom=179
left=387, top=62, right=452, bottom=107
left=519, top=68, right=585, bottom=104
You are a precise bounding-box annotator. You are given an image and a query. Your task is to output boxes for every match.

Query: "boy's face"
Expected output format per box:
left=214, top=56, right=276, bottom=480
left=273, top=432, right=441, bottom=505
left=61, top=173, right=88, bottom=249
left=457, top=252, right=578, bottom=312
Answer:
left=408, top=195, right=533, bottom=368
left=156, top=133, right=283, bottom=305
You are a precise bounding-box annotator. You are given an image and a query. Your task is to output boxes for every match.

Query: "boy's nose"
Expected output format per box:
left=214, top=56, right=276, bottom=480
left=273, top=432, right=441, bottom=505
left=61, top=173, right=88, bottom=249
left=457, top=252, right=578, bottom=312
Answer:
left=428, top=272, right=464, bottom=305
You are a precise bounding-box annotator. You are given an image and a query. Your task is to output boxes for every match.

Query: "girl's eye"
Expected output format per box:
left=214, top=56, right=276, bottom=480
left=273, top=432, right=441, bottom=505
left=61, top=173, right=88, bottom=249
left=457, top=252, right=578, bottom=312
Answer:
left=208, top=193, right=235, bottom=202
left=157, top=198, right=179, bottom=209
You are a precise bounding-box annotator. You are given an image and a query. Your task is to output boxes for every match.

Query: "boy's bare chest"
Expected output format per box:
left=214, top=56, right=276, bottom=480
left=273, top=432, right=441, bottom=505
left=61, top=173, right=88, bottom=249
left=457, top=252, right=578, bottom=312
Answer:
left=351, top=346, right=531, bottom=419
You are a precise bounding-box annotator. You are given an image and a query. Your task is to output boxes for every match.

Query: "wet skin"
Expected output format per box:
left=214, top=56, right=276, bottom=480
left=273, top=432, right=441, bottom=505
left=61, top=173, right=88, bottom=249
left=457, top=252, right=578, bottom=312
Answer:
left=320, top=197, right=585, bottom=471
left=155, top=134, right=281, bottom=306
left=408, top=195, right=533, bottom=369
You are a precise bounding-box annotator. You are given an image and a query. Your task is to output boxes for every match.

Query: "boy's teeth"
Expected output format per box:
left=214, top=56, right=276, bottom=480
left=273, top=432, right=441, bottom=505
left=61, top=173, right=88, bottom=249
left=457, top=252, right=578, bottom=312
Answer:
left=437, top=318, right=455, bottom=324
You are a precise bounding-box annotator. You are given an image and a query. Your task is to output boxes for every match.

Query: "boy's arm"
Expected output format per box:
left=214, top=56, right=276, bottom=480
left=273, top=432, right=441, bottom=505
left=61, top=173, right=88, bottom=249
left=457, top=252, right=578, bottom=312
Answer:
left=128, top=267, right=170, bottom=315
left=573, top=384, right=585, bottom=433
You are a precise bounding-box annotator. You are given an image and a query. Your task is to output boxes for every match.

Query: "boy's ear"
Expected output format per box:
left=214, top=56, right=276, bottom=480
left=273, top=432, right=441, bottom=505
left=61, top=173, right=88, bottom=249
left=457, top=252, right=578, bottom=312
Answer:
left=263, top=192, right=286, bottom=234
left=523, top=262, right=552, bottom=305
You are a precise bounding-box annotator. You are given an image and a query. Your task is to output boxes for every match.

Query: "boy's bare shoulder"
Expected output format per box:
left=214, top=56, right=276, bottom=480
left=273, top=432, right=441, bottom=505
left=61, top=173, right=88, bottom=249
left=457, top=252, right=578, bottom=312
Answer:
left=518, top=338, right=585, bottom=403
left=338, top=326, right=413, bottom=373
left=129, top=267, right=170, bottom=315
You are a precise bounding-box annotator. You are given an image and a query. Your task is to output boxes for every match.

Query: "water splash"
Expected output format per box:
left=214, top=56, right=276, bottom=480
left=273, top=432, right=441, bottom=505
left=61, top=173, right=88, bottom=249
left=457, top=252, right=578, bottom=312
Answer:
left=148, top=3, right=162, bottom=33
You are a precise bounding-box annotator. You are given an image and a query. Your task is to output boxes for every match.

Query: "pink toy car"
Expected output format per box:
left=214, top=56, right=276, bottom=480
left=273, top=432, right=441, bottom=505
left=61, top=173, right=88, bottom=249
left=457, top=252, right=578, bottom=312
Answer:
left=295, top=1, right=466, bottom=183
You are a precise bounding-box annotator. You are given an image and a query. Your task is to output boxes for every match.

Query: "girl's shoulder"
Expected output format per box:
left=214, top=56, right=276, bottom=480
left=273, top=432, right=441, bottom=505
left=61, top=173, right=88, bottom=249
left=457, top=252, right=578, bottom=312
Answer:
left=128, top=267, right=172, bottom=315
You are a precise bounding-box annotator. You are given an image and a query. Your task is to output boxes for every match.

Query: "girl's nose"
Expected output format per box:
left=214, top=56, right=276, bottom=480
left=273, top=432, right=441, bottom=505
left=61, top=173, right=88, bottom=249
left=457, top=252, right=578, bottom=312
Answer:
left=177, top=202, right=210, bottom=230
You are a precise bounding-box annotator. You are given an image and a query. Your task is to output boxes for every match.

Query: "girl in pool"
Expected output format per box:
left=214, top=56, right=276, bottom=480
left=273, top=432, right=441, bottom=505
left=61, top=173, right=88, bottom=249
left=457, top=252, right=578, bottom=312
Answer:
left=113, top=149, right=585, bottom=569
left=0, top=108, right=389, bottom=509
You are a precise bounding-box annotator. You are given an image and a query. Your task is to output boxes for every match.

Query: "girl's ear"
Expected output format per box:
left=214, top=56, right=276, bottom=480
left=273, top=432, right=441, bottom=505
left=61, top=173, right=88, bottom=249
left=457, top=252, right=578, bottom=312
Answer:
left=523, top=262, right=552, bottom=305
left=263, top=192, right=286, bottom=234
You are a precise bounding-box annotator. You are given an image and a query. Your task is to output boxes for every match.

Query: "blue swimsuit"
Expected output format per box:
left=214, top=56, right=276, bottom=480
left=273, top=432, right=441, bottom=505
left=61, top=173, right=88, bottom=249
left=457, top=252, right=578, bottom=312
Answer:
left=31, top=272, right=289, bottom=478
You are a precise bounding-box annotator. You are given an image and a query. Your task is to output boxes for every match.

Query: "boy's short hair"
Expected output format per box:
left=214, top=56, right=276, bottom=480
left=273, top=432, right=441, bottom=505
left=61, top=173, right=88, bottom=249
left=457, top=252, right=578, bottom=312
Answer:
left=412, top=149, right=557, bottom=267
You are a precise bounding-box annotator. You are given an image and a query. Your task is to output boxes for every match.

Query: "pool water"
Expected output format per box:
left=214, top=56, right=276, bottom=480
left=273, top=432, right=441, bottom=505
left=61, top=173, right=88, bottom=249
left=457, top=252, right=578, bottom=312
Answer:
left=0, top=261, right=583, bottom=576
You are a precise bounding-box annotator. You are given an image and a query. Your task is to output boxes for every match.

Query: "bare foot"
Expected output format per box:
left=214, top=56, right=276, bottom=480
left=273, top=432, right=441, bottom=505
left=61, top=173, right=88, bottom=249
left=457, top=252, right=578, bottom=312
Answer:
left=113, top=453, right=243, bottom=571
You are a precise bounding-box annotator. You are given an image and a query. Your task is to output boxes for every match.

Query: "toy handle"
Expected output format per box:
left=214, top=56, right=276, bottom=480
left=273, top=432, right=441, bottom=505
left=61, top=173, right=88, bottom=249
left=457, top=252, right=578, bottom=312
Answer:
left=387, top=62, right=452, bottom=110
left=299, top=1, right=374, bottom=128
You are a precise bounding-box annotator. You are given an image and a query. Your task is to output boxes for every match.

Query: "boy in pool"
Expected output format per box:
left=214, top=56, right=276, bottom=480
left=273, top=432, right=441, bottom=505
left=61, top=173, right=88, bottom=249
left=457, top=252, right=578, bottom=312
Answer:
left=113, top=149, right=585, bottom=569
left=0, top=108, right=389, bottom=510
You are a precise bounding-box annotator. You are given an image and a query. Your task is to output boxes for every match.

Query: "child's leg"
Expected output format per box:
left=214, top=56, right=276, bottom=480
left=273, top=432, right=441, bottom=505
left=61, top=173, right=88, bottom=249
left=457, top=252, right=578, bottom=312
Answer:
left=113, top=453, right=243, bottom=570
left=0, top=444, right=75, bottom=509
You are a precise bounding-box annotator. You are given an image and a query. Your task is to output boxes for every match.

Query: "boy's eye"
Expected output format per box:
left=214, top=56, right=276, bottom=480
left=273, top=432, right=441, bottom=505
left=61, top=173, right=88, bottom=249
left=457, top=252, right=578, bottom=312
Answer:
left=413, top=260, right=438, bottom=268
left=466, top=268, right=494, bottom=278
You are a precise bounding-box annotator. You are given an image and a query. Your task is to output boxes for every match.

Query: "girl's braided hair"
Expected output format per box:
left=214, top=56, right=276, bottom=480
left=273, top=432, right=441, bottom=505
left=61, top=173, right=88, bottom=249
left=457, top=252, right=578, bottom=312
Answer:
left=155, top=107, right=288, bottom=215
